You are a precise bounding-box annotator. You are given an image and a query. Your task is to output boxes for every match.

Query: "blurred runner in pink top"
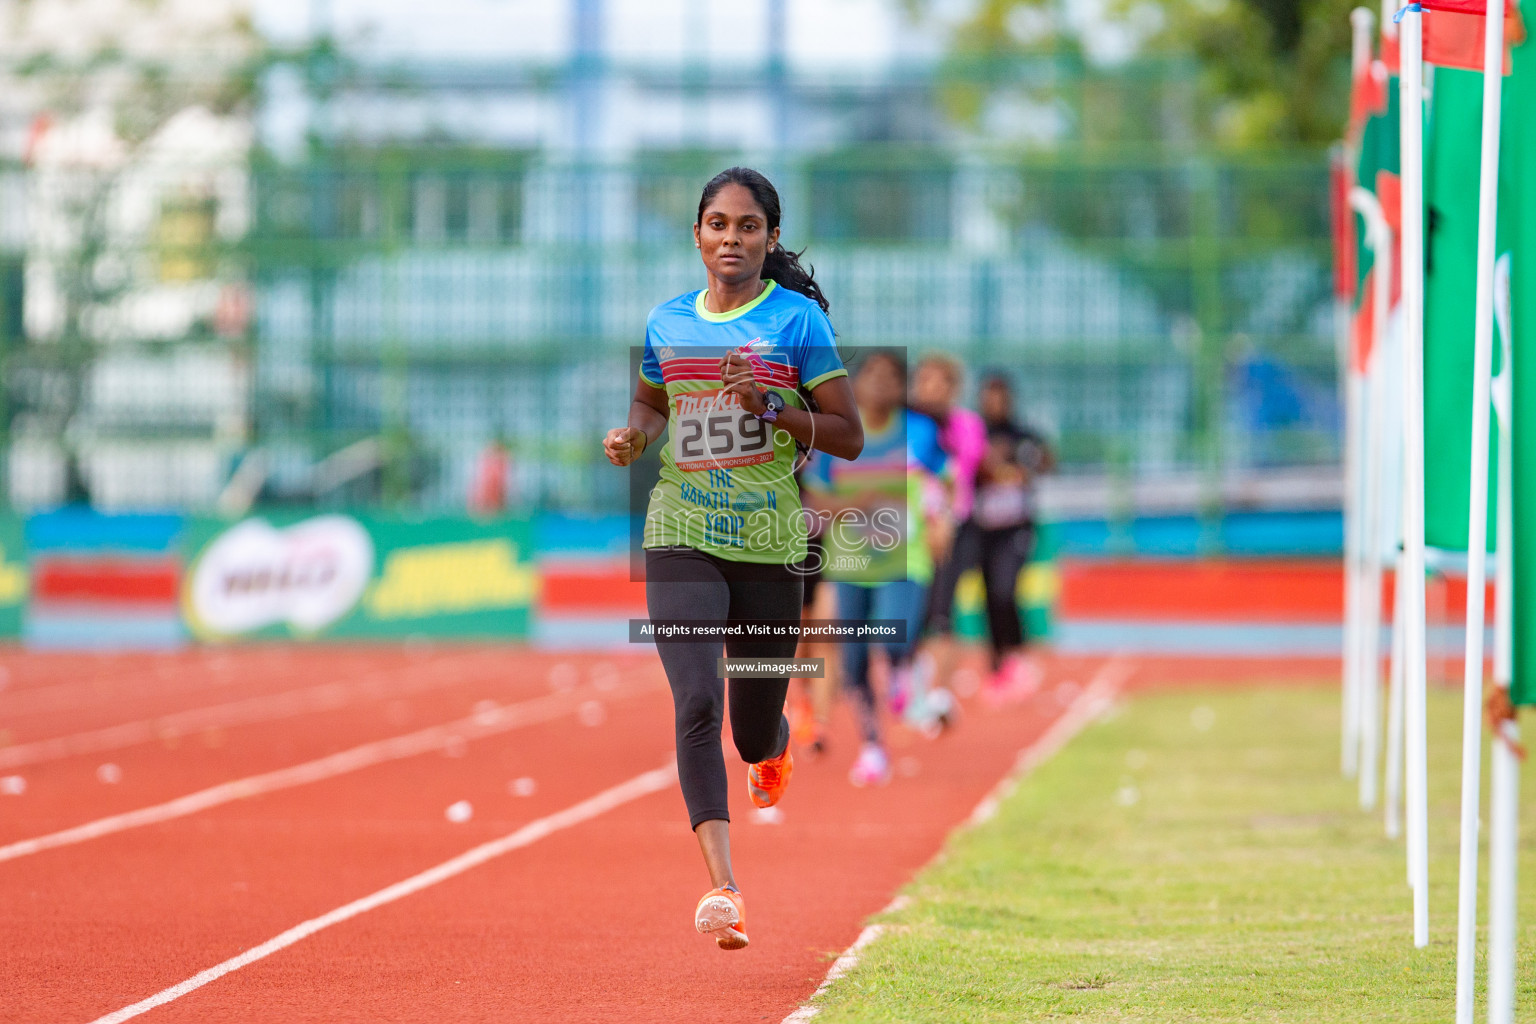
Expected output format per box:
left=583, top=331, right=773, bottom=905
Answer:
left=909, top=353, right=984, bottom=527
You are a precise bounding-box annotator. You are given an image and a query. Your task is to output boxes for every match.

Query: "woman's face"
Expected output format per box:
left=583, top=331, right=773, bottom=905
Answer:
left=911, top=362, right=955, bottom=412
left=854, top=356, right=904, bottom=413
left=980, top=381, right=1012, bottom=421
left=694, top=183, right=780, bottom=287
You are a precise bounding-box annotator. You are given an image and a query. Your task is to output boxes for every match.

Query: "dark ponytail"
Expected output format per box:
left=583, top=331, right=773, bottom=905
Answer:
left=696, top=166, right=831, bottom=315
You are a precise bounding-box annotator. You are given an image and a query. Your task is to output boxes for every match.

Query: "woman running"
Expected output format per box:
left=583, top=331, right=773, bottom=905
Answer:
left=908, top=353, right=987, bottom=713
left=802, top=350, right=948, bottom=786
left=970, top=371, right=1055, bottom=700
left=602, top=167, right=862, bottom=951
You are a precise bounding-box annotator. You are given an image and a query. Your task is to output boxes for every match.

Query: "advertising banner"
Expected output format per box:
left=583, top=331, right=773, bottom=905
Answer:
left=182, top=513, right=536, bottom=642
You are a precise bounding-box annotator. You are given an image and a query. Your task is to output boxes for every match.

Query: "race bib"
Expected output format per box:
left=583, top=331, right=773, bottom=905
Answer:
left=672, top=389, right=776, bottom=472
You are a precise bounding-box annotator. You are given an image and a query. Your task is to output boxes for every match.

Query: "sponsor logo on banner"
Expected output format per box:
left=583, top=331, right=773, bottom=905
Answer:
left=365, top=538, right=536, bottom=618
left=0, top=544, right=26, bottom=605
left=185, top=516, right=374, bottom=637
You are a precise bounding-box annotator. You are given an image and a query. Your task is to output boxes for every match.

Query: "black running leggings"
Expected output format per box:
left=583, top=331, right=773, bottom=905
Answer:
left=645, top=547, right=802, bottom=829
left=925, top=519, right=1036, bottom=670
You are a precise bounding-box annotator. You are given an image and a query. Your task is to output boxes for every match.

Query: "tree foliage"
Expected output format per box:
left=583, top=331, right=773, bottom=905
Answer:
left=905, top=0, right=1355, bottom=146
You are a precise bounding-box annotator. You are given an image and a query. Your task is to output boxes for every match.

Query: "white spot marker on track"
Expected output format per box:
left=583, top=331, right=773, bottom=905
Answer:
left=0, top=680, right=657, bottom=864
left=0, top=775, right=25, bottom=795
left=547, top=662, right=578, bottom=691
left=508, top=777, right=537, bottom=797
left=97, top=763, right=123, bottom=785
left=589, top=661, right=619, bottom=692
left=85, top=763, right=676, bottom=1024
left=577, top=700, right=606, bottom=727
left=781, top=657, right=1133, bottom=1024
left=445, top=800, right=473, bottom=823
left=949, top=667, right=980, bottom=700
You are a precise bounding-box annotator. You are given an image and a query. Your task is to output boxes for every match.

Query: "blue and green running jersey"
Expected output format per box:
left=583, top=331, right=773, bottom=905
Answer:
left=801, top=408, right=947, bottom=586
left=640, top=281, right=849, bottom=564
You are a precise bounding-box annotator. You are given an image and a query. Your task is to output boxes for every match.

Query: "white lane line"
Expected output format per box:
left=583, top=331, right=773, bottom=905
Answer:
left=86, top=762, right=677, bottom=1024
left=0, top=652, right=496, bottom=770
left=0, top=679, right=656, bottom=864
left=780, top=657, right=1133, bottom=1024
left=780, top=896, right=910, bottom=1024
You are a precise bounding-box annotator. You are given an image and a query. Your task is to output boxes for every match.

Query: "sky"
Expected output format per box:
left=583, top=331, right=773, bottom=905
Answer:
left=244, top=0, right=1144, bottom=156
left=250, top=0, right=956, bottom=68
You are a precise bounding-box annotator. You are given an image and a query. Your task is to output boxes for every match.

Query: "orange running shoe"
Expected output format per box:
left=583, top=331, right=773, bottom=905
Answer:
left=747, top=746, right=794, bottom=809
left=695, top=886, right=748, bottom=950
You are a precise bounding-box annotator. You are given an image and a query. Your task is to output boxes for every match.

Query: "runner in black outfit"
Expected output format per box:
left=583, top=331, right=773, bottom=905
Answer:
left=603, top=168, right=862, bottom=951
left=969, top=371, right=1055, bottom=701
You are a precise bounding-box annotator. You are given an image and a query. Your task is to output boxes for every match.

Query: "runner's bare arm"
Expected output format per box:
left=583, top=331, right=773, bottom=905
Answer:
left=604, top=378, right=670, bottom=467
left=717, top=352, right=862, bottom=461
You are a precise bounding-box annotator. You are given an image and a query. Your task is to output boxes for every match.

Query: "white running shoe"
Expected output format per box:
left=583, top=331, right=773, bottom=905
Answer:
left=919, top=686, right=958, bottom=738
left=900, top=656, right=935, bottom=729
left=848, top=743, right=892, bottom=787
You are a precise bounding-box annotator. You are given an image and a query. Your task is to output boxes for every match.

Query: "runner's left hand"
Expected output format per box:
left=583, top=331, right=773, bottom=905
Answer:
left=719, top=352, right=767, bottom=415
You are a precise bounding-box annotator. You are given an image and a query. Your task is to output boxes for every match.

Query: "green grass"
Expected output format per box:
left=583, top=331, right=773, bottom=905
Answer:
left=811, top=685, right=1536, bottom=1022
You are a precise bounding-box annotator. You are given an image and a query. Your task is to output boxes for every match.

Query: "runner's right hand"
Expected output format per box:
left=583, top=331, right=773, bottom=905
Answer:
left=604, top=427, right=647, bottom=467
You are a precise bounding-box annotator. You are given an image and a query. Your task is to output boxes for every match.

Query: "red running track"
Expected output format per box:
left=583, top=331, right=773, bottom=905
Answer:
left=1, top=646, right=1130, bottom=1024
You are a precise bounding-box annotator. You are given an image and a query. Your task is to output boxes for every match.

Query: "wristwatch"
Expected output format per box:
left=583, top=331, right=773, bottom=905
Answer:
left=757, top=390, right=785, bottom=423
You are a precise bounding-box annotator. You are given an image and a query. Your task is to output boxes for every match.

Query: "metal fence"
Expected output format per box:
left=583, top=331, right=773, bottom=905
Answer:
left=0, top=146, right=1337, bottom=517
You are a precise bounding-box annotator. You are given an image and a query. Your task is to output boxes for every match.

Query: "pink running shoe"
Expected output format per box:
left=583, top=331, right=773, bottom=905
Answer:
left=848, top=743, right=891, bottom=787
left=887, top=665, right=911, bottom=717
left=983, top=654, right=1044, bottom=706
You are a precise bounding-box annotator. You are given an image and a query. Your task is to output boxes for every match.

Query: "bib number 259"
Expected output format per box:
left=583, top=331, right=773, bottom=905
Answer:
left=673, top=390, right=776, bottom=471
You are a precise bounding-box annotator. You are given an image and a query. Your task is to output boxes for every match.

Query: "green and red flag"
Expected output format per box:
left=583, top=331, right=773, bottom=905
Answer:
left=1422, top=65, right=1500, bottom=555
left=1333, top=149, right=1357, bottom=308
left=1420, top=0, right=1525, bottom=71
left=1351, top=50, right=1401, bottom=375
left=1502, top=9, right=1536, bottom=705
left=1417, top=0, right=1536, bottom=704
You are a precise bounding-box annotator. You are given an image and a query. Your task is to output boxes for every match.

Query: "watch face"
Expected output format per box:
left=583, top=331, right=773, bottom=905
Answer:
left=765, top=391, right=785, bottom=412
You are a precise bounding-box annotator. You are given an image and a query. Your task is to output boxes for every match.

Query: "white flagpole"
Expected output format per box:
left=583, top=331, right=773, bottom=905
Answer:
left=1487, top=723, right=1519, bottom=1024
left=1344, top=269, right=1365, bottom=780
left=1345, top=378, right=1366, bottom=781
left=1398, top=1, right=1431, bottom=948
left=1386, top=547, right=1408, bottom=841
left=1377, top=0, right=1407, bottom=851
left=1363, top=190, right=1400, bottom=835
left=1453, top=4, right=1507, bottom=1015
left=1351, top=181, right=1393, bottom=812
left=1343, top=9, right=1379, bottom=782
left=1359, top=269, right=1388, bottom=814
left=1486, top=254, right=1516, bottom=1024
